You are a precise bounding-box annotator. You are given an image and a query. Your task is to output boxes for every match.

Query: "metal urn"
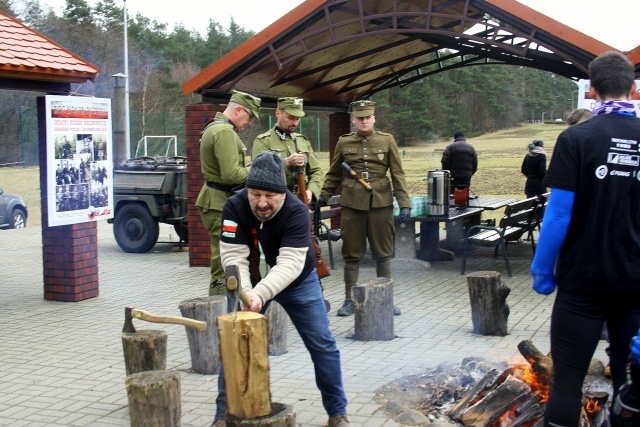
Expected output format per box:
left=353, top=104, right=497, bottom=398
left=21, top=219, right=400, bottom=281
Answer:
left=427, top=169, right=450, bottom=216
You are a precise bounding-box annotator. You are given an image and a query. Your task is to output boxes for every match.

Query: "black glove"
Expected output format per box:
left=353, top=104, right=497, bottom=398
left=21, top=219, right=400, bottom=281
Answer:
left=398, top=207, right=411, bottom=223
left=317, top=196, right=327, bottom=207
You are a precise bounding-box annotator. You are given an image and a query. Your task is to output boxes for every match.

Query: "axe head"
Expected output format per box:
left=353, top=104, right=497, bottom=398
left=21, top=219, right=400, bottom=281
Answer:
left=123, top=307, right=136, bottom=333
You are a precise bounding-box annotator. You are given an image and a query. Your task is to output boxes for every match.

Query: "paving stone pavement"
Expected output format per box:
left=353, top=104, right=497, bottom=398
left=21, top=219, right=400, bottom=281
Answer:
left=0, top=222, right=609, bottom=426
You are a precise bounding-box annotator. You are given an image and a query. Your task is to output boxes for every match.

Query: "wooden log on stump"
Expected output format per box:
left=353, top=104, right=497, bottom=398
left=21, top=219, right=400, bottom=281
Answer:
left=352, top=277, right=394, bottom=341
left=122, top=329, right=167, bottom=376
left=466, top=271, right=510, bottom=336
left=125, top=369, right=181, bottom=427
left=226, top=402, right=296, bottom=427
left=178, top=295, right=226, bottom=374
left=217, top=311, right=272, bottom=419
left=265, top=301, right=288, bottom=356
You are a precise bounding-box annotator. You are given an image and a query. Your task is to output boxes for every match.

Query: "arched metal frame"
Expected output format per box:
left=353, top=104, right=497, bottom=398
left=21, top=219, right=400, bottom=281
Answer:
left=187, top=0, right=637, bottom=109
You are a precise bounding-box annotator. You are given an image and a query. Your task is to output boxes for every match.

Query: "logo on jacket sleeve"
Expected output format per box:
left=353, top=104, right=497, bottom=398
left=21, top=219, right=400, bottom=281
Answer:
left=222, top=220, right=238, bottom=238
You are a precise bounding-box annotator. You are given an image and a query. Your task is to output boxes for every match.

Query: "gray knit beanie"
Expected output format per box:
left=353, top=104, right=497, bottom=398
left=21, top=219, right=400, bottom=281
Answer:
left=247, top=151, right=287, bottom=193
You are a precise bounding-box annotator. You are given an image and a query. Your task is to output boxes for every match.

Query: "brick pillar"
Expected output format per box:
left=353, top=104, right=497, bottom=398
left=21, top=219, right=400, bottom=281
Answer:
left=185, top=103, right=220, bottom=267
left=328, top=112, right=350, bottom=161
left=328, top=112, right=350, bottom=229
left=38, top=97, right=99, bottom=302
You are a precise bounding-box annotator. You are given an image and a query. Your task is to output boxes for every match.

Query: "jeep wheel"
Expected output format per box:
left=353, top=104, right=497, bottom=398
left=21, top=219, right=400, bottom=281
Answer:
left=113, top=204, right=159, bottom=253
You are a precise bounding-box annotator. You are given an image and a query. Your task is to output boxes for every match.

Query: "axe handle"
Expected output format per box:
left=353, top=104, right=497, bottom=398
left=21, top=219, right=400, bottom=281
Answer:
left=131, top=309, right=207, bottom=332
left=341, top=162, right=373, bottom=191
left=238, top=288, right=252, bottom=308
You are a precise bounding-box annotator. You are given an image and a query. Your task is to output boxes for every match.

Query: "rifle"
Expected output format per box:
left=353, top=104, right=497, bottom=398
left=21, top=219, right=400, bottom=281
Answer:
left=294, top=144, right=330, bottom=279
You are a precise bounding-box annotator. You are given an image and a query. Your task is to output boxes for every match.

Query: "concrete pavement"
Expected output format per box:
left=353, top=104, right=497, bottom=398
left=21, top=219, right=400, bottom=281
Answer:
left=0, top=222, right=608, bottom=426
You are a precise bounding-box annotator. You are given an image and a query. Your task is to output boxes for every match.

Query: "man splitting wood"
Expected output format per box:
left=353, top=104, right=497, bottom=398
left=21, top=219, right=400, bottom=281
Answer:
left=209, top=151, right=351, bottom=427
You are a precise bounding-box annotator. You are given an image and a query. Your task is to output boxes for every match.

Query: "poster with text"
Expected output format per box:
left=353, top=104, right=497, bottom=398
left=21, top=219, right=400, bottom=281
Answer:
left=45, top=95, right=114, bottom=226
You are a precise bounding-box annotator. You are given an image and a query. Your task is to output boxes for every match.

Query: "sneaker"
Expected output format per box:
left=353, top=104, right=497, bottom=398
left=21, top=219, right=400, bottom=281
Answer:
left=209, top=280, right=226, bottom=296
left=393, top=306, right=401, bottom=316
left=336, top=300, right=355, bottom=316
left=210, top=420, right=226, bottom=427
left=324, top=414, right=352, bottom=427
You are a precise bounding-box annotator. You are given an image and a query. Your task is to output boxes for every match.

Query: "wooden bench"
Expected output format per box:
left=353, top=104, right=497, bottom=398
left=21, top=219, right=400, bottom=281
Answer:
left=460, top=197, right=539, bottom=277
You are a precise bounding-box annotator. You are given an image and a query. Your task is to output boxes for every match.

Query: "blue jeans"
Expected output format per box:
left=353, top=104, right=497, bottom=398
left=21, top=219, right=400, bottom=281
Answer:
left=215, top=269, right=348, bottom=419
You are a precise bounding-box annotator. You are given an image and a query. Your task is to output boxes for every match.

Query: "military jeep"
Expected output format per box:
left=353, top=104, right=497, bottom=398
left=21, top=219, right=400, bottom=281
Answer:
left=109, top=155, right=188, bottom=253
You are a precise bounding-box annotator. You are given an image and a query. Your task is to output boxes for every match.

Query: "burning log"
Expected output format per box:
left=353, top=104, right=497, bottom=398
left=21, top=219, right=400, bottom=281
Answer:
left=448, top=368, right=503, bottom=421
left=517, top=340, right=553, bottom=390
left=460, top=376, right=533, bottom=427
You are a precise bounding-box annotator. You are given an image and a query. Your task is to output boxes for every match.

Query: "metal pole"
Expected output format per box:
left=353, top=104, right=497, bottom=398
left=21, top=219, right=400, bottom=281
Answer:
left=19, top=106, right=25, bottom=167
left=123, top=0, right=131, bottom=159
left=316, top=117, right=321, bottom=151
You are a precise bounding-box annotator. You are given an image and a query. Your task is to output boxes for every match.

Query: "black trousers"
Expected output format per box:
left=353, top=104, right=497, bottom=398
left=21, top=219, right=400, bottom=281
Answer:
left=544, top=288, right=640, bottom=426
left=450, top=177, right=471, bottom=195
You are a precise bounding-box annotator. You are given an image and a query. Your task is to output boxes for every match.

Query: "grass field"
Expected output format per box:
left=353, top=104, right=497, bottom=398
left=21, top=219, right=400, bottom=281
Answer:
left=0, top=123, right=566, bottom=229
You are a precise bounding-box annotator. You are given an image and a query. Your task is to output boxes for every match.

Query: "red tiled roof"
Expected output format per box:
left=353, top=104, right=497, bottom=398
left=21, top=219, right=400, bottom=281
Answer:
left=0, top=10, right=99, bottom=84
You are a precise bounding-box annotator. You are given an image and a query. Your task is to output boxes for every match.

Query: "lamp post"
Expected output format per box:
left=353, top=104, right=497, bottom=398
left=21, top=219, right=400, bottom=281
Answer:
left=123, top=0, right=131, bottom=159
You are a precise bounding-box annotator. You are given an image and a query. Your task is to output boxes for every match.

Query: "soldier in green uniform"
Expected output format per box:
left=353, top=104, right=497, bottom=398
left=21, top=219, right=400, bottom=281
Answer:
left=319, top=100, right=412, bottom=316
left=196, top=89, right=261, bottom=296
left=251, top=97, right=324, bottom=202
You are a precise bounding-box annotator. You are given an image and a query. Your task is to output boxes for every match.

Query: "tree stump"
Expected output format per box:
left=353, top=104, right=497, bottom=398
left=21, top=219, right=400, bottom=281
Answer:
left=178, top=295, right=226, bottom=374
left=352, top=277, right=395, bottom=341
left=466, top=271, right=510, bottom=336
left=122, top=330, right=167, bottom=376
left=265, top=301, right=288, bottom=356
left=125, top=369, right=181, bottom=427
left=226, top=402, right=296, bottom=427
left=217, top=312, right=272, bottom=419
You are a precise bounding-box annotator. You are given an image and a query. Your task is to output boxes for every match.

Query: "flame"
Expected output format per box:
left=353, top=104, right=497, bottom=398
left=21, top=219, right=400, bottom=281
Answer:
left=497, top=409, right=517, bottom=426
left=585, top=398, right=601, bottom=420
left=517, top=365, right=549, bottom=402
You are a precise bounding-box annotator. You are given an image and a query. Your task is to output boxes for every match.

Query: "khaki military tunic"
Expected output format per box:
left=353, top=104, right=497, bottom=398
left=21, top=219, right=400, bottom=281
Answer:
left=195, top=113, right=248, bottom=288
left=321, top=129, right=411, bottom=261
left=252, top=128, right=324, bottom=199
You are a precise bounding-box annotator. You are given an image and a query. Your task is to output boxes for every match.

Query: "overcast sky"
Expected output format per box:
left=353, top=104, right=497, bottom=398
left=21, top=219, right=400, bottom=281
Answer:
left=38, top=0, right=640, bottom=52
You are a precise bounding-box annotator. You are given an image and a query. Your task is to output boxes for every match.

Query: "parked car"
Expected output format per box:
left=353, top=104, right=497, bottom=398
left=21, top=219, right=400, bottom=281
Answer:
left=0, top=187, right=28, bottom=229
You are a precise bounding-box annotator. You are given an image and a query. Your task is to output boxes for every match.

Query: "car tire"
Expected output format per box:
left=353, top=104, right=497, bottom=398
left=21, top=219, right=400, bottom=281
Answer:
left=113, top=204, right=159, bottom=253
left=10, top=208, right=27, bottom=229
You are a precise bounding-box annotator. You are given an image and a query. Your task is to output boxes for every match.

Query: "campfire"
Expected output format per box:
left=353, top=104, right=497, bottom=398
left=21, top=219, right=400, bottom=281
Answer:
left=448, top=340, right=609, bottom=427
left=374, top=340, right=613, bottom=427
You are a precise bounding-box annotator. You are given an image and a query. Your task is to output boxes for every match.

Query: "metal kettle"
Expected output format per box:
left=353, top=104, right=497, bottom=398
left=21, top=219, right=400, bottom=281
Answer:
left=427, top=170, right=450, bottom=216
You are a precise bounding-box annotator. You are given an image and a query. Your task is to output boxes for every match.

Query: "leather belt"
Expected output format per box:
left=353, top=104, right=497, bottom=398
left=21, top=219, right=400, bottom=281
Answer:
left=345, top=171, right=385, bottom=180
left=205, top=180, right=234, bottom=192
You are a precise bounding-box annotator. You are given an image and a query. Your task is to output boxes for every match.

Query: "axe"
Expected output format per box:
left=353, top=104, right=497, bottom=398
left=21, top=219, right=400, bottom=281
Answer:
left=225, top=265, right=252, bottom=320
left=123, top=307, right=207, bottom=333
left=341, top=162, right=373, bottom=191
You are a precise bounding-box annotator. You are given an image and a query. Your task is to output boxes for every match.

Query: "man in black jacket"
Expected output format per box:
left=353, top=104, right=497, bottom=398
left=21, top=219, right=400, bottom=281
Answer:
left=441, top=130, right=478, bottom=193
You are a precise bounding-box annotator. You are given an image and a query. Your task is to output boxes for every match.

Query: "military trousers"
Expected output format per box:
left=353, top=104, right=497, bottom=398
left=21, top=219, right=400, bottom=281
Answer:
left=198, top=207, right=224, bottom=286
left=340, top=205, right=394, bottom=262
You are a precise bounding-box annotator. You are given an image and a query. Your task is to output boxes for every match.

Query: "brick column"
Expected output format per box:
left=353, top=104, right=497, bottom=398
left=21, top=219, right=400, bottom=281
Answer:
left=328, top=112, right=350, bottom=229
left=329, top=112, right=350, bottom=161
left=185, top=103, right=220, bottom=267
left=38, top=97, right=99, bottom=302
